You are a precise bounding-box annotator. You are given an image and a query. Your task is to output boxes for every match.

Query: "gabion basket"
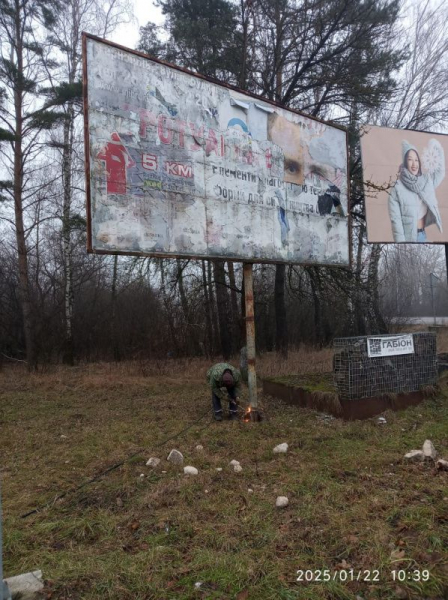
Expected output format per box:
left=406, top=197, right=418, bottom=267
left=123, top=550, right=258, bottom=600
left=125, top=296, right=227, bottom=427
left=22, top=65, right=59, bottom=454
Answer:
left=333, top=333, right=437, bottom=401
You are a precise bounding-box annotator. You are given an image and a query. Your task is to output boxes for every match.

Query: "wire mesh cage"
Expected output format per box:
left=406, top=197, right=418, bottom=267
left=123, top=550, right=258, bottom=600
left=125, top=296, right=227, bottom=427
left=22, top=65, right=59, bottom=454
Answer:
left=333, top=333, right=437, bottom=400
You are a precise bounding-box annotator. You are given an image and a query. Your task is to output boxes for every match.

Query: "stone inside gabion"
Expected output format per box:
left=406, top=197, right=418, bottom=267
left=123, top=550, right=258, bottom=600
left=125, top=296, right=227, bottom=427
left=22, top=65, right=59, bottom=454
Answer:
left=333, top=333, right=437, bottom=401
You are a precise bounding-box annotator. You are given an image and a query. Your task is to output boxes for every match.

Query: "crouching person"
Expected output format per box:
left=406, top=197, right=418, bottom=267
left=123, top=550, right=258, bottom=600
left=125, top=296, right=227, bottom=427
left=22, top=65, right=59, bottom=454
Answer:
left=206, top=363, right=242, bottom=421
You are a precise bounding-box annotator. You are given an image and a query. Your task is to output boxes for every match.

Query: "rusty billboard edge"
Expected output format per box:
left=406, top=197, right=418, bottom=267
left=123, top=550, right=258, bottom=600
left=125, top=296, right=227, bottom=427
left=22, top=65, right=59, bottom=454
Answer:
left=86, top=247, right=353, bottom=269
left=82, top=34, right=92, bottom=252
left=81, top=32, right=347, bottom=134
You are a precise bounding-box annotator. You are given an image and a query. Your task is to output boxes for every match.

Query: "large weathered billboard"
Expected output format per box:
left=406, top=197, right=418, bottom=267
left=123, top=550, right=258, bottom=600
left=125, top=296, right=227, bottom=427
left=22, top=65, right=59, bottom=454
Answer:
left=361, top=125, right=448, bottom=243
left=83, top=34, right=350, bottom=265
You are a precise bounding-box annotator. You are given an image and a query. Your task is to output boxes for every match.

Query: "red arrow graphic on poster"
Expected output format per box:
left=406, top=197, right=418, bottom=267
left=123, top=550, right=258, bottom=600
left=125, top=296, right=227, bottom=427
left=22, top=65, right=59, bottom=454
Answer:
left=96, top=132, right=135, bottom=194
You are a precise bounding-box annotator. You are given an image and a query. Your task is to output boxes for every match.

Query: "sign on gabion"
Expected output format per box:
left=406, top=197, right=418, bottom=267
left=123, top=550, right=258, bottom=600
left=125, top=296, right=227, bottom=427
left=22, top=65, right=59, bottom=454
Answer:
left=367, top=334, right=414, bottom=358
left=333, top=333, right=437, bottom=400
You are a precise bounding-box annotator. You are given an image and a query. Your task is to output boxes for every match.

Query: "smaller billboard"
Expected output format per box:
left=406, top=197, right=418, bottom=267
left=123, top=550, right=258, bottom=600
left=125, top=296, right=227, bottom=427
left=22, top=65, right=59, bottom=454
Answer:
left=361, top=126, right=448, bottom=243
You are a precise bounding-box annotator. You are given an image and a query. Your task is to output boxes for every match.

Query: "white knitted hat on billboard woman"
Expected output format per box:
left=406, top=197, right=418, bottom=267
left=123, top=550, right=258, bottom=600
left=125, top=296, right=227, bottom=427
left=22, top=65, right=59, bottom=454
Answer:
left=402, top=139, right=419, bottom=163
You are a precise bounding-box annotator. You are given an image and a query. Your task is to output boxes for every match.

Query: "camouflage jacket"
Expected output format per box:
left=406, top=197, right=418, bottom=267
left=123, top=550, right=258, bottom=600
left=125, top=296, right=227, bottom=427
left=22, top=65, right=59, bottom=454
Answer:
left=206, top=363, right=242, bottom=400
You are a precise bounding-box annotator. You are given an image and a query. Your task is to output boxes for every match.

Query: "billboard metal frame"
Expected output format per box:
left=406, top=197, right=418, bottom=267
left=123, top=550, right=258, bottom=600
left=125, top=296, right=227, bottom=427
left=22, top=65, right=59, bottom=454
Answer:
left=82, top=32, right=352, bottom=267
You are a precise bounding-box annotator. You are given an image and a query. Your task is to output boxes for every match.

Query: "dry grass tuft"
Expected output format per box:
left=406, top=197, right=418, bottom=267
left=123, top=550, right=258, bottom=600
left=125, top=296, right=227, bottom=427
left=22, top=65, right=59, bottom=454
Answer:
left=310, top=390, right=343, bottom=416
left=420, top=384, right=439, bottom=397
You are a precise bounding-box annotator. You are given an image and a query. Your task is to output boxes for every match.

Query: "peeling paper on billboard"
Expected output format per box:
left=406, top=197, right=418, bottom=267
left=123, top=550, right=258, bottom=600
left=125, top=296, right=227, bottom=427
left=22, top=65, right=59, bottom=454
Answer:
left=84, top=37, right=350, bottom=265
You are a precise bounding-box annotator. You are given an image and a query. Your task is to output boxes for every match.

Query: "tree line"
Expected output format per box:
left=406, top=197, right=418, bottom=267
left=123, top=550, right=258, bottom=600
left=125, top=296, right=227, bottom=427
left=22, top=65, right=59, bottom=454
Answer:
left=1, top=0, right=447, bottom=368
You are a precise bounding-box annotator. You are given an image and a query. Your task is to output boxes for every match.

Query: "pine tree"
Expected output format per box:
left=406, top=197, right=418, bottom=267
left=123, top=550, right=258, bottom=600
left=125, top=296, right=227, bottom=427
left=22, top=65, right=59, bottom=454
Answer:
left=0, top=0, right=68, bottom=369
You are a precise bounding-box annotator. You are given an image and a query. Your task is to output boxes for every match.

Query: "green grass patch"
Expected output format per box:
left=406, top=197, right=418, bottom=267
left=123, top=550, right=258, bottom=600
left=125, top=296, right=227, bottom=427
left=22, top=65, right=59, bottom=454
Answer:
left=266, top=372, right=336, bottom=393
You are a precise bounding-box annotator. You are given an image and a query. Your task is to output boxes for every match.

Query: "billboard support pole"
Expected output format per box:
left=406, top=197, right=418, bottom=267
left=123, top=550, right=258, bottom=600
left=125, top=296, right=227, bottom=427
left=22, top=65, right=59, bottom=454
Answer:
left=445, top=245, right=448, bottom=287
left=243, top=263, right=258, bottom=412
left=430, top=274, right=436, bottom=327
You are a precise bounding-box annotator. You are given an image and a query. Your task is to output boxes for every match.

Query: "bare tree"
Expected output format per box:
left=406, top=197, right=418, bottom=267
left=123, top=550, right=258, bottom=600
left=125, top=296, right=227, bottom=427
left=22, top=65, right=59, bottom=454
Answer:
left=47, top=0, right=133, bottom=364
left=380, top=0, right=448, bottom=131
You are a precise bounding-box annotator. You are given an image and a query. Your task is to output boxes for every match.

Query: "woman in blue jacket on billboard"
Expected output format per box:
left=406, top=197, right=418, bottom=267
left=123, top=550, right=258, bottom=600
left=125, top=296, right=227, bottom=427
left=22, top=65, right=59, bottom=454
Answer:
left=388, top=138, right=445, bottom=242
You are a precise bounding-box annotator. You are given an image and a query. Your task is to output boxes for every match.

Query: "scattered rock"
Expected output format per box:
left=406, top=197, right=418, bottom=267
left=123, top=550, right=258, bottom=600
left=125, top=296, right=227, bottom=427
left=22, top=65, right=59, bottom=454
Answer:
left=317, top=413, right=334, bottom=422
left=184, top=466, right=198, bottom=475
left=248, top=488, right=253, bottom=493
left=194, top=582, right=203, bottom=589
left=195, top=444, right=204, bottom=451
left=377, top=417, right=387, bottom=425
left=5, top=570, right=44, bottom=600
left=216, top=468, right=223, bottom=472
left=233, top=464, right=243, bottom=473
left=273, top=443, right=288, bottom=454
left=162, top=470, right=167, bottom=473
left=60, top=435, right=67, bottom=439
left=404, top=450, right=424, bottom=462
left=437, top=459, right=448, bottom=471
left=139, top=473, right=145, bottom=478
left=116, top=497, right=123, bottom=507
left=229, top=459, right=240, bottom=467
left=167, top=449, right=184, bottom=465
left=146, top=457, right=161, bottom=468
left=422, top=439, right=437, bottom=460
left=276, top=496, right=289, bottom=508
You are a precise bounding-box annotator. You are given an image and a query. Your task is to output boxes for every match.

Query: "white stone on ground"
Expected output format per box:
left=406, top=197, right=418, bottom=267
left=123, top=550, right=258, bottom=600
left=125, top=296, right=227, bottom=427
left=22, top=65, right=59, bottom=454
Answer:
left=437, top=459, right=448, bottom=471
left=276, top=496, right=289, bottom=508
left=404, top=450, right=424, bottom=462
left=216, top=467, right=223, bottom=472
left=248, top=488, right=253, bottom=493
left=422, top=440, right=437, bottom=460
left=229, top=459, right=240, bottom=467
left=5, top=571, right=44, bottom=600
left=146, top=457, right=161, bottom=467
left=167, top=449, right=184, bottom=465
left=195, top=444, right=204, bottom=451
left=233, top=464, right=243, bottom=473
left=273, top=443, right=288, bottom=454
left=184, top=466, right=199, bottom=475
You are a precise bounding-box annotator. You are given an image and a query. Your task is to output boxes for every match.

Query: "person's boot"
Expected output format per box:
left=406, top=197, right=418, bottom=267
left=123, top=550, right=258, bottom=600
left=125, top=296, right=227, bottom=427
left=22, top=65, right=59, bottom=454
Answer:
left=214, top=412, right=223, bottom=422
left=229, top=412, right=238, bottom=421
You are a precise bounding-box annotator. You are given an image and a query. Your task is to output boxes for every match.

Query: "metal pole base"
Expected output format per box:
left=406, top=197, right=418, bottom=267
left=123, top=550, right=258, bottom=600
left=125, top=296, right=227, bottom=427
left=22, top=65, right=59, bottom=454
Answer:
left=243, top=407, right=263, bottom=422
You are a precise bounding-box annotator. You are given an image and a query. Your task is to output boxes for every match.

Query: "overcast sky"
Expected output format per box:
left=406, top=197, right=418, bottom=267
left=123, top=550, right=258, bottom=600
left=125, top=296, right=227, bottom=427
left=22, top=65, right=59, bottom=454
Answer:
left=109, top=0, right=164, bottom=49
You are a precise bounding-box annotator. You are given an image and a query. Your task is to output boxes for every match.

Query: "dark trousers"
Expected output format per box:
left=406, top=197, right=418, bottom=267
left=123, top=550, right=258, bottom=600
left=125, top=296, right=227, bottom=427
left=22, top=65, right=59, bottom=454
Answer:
left=212, top=387, right=237, bottom=417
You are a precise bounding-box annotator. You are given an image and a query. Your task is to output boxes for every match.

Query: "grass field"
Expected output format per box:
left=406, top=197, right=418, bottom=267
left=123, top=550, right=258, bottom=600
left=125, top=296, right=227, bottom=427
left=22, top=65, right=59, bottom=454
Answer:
left=1, top=351, right=448, bottom=600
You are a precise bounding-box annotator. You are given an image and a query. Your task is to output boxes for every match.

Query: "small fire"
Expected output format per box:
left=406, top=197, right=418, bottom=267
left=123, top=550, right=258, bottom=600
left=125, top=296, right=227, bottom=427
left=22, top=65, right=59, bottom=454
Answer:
left=243, top=406, right=263, bottom=422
